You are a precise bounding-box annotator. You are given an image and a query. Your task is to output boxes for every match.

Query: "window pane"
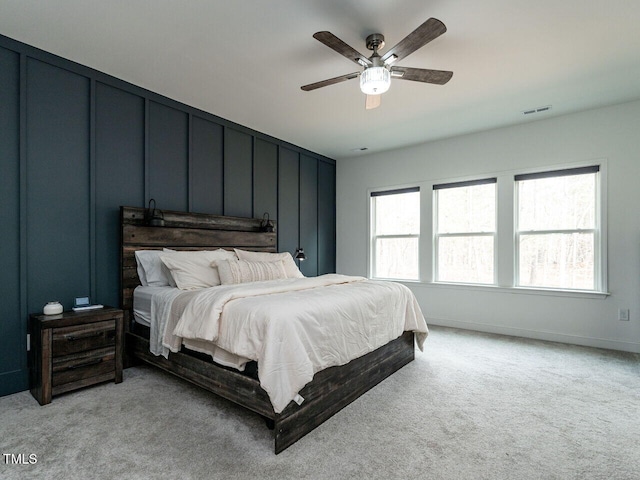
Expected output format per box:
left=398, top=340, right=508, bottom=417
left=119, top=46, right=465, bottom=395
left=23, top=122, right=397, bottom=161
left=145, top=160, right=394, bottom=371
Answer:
left=375, top=237, right=419, bottom=280
left=518, top=174, right=595, bottom=231
left=437, top=236, right=494, bottom=284
left=519, top=233, right=594, bottom=289
left=437, top=183, right=495, bottom=234
left=375, top=191, right=420, bottom=235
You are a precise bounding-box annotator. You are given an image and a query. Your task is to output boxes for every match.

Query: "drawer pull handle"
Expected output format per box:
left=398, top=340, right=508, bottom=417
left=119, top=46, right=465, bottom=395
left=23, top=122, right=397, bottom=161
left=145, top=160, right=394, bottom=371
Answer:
left=67, top=358, right=103, bottom=370
left=65, top=332, right=104, bottom=341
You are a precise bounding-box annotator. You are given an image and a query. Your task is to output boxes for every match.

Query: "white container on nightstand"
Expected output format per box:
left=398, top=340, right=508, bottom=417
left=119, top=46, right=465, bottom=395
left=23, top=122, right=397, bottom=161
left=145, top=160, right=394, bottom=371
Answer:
left=43, top=302, right=63, bottom=315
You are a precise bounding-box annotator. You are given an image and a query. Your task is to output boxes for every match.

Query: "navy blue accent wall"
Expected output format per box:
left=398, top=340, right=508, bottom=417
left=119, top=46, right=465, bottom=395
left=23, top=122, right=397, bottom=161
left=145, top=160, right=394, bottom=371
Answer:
left=224, top=128, right=253, bottom=217
left=300, top=155, right=319, bottom=277
left=149, top=101, right=189, bottom=211
left=253, top=138, right=278, bottom=222
left=0, top=34, right=336, bottom=397
left=25, top=59, right=91, bottom=314
left=95, top=83, right=145, bottom=308
left=191, top=116, right=224, bottom=214
left=278, top=148, right=300, bottom=258
left=318, top=161, right=337, bottom=275
left=0, top=47, right=24, bottom=394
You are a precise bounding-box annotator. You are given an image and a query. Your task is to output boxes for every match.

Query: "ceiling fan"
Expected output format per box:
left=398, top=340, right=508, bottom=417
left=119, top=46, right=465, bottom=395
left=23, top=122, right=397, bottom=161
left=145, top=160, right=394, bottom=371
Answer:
left=301, top=17, right=453, bottom=109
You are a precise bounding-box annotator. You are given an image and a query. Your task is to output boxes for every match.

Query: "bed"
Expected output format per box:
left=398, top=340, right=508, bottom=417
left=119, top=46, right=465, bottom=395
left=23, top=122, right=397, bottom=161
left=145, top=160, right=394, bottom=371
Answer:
left=120, top=206, right=428, bottom=453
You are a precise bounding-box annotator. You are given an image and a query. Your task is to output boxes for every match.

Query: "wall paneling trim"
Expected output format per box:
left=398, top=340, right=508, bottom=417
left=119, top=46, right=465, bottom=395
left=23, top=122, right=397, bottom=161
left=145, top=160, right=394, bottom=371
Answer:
left=0, top=34, right=336, bottom=396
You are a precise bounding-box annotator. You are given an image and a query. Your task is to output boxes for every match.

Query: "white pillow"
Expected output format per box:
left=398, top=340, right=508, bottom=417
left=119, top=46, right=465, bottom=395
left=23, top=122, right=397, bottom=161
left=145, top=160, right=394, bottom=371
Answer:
left=216, top=259, right=288, bottom=285
left=160, top=249, right=236, bottom=290
left=234, top=249, right=304, bottom=278
left=134, top=249, right=176, bottom=286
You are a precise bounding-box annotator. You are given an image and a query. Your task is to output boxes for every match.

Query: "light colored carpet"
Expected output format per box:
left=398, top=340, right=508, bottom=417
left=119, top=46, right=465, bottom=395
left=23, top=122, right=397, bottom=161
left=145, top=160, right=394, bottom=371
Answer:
left=1, top=326, right=638, bottom=480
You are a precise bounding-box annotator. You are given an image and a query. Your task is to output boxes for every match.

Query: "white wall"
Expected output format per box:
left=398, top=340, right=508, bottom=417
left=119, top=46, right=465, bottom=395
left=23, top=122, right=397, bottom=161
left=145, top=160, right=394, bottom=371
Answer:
left=336, top=100, right=640, bottom=353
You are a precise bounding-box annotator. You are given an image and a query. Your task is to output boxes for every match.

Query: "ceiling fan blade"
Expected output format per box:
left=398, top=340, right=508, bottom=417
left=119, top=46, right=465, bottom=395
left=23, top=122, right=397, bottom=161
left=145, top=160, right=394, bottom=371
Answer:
left=381, top=18, right=446, bottom=64
left=301, top=72, right=360, bottom=91
left=365, top=94, right=381, bottom=110
left=390, top=67, right=453, bottom=85
left=313, top=31, right=372, bottom=67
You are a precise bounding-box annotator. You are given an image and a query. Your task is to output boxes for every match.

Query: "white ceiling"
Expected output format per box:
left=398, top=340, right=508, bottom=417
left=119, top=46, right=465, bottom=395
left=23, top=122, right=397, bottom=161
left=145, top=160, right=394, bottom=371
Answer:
left=1, top=0, right=640, bottom=160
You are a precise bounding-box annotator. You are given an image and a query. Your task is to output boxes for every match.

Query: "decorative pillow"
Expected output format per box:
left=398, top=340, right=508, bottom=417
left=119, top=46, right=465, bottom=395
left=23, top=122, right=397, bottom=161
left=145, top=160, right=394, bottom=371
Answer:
left=215, top=259, right=288, bottom=285
left=160, top=249, right=236, bottom=290
left=134, top=249, right=176, bottom=286
left=234, top=249, right=304, bottom=278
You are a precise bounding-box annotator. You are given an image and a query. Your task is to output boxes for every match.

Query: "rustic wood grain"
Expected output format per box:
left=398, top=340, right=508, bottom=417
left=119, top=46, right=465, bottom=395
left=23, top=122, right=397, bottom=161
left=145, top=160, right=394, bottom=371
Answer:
left=120, top=206, right=277, bottom=314
left=122, top=224, right=276, bottom=248
left=128, top=327, right=415, bottom=454
left=128, top=332, right=274, bottom=418
left=122, top=206, right=272, bottom=232
left=381, top=17, right=447, bottom=63
left=274, top=331, right=414, bottom=453
left=52, top=347, right=116, bottom=386
left=29, top=308, right=124, bottom=405
left=52, top=320, right=116, bottom=356
left=52, top=372, right=117, bottom=396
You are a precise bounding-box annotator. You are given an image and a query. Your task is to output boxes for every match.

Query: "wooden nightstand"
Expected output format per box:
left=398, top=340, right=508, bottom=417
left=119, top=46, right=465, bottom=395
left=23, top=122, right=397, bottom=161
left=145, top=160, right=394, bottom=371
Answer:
left=29, top=306, right=124, bottom=405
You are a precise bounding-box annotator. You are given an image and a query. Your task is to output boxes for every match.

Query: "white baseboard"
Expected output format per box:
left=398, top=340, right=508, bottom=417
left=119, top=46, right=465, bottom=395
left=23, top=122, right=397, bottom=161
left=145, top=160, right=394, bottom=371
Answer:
left=426, top=317, right=640, bottom=354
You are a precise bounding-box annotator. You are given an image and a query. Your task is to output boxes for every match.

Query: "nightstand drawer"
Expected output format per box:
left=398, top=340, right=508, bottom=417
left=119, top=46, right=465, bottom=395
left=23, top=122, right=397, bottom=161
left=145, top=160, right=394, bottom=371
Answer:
left=52, top=347, right=115, bottom=387
left=52, top=320, right=116, bottom=356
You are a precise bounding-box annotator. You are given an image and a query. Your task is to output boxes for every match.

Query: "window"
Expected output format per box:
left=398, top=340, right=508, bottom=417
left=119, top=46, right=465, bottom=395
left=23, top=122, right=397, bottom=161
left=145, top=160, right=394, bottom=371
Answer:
left=515, top=166, right=600, bottom=290
left=370, top=187, right=420, bottom=280
left=434, top=179, right=496, bottom=284
left=368, top=162, right=605, bottom=295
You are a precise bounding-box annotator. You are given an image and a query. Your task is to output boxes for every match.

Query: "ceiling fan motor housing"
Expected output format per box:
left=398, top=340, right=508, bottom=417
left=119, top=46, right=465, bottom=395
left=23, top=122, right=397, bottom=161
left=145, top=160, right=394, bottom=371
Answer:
left=365, top=33, right=385, bottom=52
left=364, top=33, right=391, bottom=74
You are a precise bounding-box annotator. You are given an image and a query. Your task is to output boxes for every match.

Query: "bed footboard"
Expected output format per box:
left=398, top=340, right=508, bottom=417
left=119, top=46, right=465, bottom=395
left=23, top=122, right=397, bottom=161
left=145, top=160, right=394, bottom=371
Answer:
left=274, top=330, right=415, bottom=453
left=127, top=330, right=415, bottom=453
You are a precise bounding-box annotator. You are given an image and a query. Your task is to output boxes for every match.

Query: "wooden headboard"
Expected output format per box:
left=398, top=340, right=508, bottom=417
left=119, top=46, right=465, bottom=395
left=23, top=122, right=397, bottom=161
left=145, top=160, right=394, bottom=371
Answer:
left=120, top=206, right=277, bottom=328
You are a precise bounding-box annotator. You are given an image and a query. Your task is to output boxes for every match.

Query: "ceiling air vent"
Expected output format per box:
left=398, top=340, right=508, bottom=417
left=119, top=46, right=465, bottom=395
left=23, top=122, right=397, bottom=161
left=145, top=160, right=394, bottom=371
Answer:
left=522, top=105, right=552, bottom=116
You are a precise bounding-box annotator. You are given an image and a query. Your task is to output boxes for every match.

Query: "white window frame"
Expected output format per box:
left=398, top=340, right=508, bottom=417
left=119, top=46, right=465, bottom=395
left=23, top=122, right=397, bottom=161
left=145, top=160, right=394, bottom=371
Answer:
left=367, top=161, right=607, bottom=298
left=514, top=165, right=603, bottom=292
left=433, top=178, right=498, bottom=285
left=369, top=187, right=420, bottom=281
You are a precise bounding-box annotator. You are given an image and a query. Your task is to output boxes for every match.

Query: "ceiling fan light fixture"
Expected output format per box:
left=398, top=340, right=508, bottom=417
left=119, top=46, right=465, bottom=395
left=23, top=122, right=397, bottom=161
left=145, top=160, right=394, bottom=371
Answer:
left=360, top=66, right=391, bottom=95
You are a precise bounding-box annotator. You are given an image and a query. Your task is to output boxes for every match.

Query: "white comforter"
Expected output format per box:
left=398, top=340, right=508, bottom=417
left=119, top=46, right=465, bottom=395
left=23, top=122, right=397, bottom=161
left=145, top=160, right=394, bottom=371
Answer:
left=170, top=274, right=428, bottom=413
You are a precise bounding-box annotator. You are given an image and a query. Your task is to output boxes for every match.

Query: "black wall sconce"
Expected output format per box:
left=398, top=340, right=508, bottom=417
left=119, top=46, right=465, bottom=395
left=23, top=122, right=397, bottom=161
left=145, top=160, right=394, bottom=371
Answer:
left=294, top=247, right=306, bottom=261
left=146, top=198, right=165, bottom=227
left=260, top=212, right=275, bottom=232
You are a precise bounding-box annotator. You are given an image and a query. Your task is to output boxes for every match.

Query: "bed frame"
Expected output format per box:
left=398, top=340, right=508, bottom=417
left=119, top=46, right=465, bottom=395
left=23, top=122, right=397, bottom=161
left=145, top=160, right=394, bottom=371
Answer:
left=120, top=206, right=415, bottom=453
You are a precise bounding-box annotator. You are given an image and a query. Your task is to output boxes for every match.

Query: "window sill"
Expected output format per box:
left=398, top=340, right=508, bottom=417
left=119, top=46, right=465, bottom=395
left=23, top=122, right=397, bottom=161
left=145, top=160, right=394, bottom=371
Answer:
left=393, top=280, right=610, bottom=299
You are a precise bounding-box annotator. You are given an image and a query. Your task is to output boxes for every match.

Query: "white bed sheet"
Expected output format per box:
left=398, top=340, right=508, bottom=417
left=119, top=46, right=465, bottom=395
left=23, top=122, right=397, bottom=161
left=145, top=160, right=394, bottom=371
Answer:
left=133, top=285, right=251, bottom=371
left=133, top=286, right=174, bottom=327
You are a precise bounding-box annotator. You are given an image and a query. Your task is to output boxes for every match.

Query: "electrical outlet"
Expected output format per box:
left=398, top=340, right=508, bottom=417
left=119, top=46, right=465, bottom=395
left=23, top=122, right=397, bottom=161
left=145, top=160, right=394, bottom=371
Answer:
left=618, top=308, right=630, bottom=321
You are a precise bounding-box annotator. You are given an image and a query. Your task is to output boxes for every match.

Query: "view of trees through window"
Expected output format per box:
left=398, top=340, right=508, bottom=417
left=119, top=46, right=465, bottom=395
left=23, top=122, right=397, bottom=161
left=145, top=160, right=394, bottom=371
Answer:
left=435, top=181, right=496, bottom=284
left=517, top=171, right=597, bottom=290
left=371, top=190, right=420, bottom=280
left=369, top=165, right=601, bottom=292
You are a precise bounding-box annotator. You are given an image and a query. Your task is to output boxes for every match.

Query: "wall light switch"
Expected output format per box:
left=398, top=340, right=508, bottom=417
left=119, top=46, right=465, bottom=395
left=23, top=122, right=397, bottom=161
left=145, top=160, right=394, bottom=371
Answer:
left=618, top=308, right=630, bottom=321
